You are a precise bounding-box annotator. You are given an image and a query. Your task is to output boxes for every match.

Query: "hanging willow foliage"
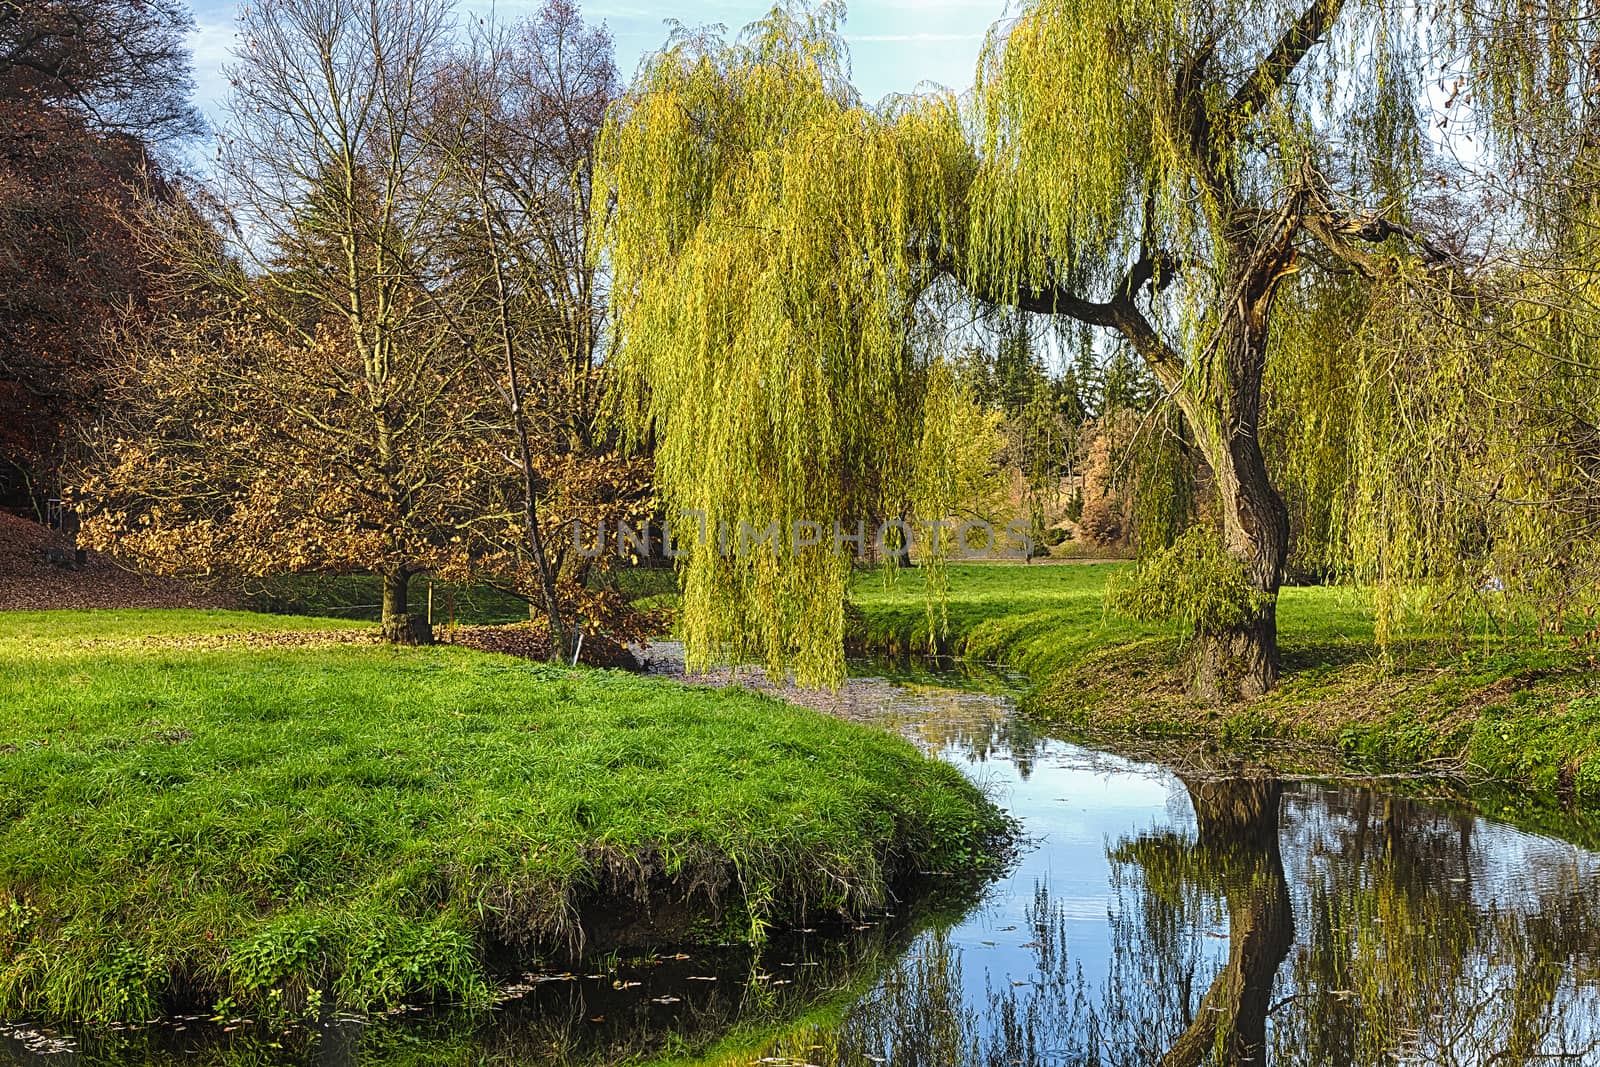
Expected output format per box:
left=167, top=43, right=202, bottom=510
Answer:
left=601, top=0, right=1600, bottom=686
left=1129, top=406, right=1197, bottom=556
left=969, top=0, right=1188, bottom=300
left=593, top=3, right=989, bottom=684
left=1261, top=0, right=1600, bottom=643
left=963, top=0, right=1433, bottom=400
left=1269, top=256, right=1600, bottom=644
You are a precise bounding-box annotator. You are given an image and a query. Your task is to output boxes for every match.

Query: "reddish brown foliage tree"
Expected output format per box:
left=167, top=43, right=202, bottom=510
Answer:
left=0, top=0, right=198, bottom=507
left=77, top=0, right=655, bottom=650
left=434, top=0, right=652, bottom=657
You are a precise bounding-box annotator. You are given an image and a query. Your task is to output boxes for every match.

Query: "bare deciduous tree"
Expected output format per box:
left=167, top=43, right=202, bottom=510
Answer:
left=82, top=0, right=475, bottom=643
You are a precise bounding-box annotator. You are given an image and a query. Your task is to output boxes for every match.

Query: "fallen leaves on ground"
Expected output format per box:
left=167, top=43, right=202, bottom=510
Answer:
left=0, top=511, right=235, bottom=612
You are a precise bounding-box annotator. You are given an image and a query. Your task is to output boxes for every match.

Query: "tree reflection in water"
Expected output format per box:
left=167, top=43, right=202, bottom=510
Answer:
left=970, top=775, right=1294, bottom=1067
left=725, top=775, right=1600, bottom=1067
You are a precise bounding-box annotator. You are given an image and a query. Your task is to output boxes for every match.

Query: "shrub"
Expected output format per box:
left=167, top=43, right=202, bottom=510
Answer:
left=1077, top=497, right=1123, bottom=546
left=1107, top=526, right=1270, bottom=636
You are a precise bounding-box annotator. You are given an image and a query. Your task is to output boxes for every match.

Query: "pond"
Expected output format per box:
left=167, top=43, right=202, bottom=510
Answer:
left=7, top=658, right=1600, bottom=1065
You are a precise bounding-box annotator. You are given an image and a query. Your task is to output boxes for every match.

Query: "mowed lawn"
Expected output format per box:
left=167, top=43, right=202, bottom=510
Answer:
left=0, top=610, right=1002, bottom=1023
left=849, top=562, right=1376, bottom=677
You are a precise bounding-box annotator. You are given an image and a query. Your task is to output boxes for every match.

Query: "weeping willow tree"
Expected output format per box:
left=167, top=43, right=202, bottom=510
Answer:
left=599, top=0, right=1589, bottom=697
left=593, top=5, right=981, bottom=684
left=954, top=0, right=1479, bottom=699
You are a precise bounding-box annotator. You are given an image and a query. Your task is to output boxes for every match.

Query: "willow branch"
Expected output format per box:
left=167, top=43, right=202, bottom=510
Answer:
left=1226, top=0, right=1348, bottom=123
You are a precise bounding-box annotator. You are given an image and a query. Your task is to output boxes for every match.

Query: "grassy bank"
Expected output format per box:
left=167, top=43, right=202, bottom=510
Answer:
left=849, top=563, right=1600, bottom=799
left=0, top=610, right=1006, bottom=1023
left=248, top=569, right=680, bottom=626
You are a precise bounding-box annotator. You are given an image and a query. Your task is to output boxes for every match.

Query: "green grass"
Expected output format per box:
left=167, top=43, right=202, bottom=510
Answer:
left=249, top=569, right=683, bottom=626
left=248, top=575, right=535, bottom=625
left=0, top=610, right=1005, bottom=1023
left=18, top=607, right=369, bottom=643
left=848, top=562, right=1160, bottom=676
left=849, top=563, right=1600, bottom=800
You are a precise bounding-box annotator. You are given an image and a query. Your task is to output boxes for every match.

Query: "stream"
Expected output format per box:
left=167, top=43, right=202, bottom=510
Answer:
left=8, top=656, right=1600, bottom=1064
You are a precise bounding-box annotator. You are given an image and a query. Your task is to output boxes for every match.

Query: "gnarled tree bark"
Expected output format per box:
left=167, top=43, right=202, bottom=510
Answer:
left=1180, top=249, right=1296, bottom=701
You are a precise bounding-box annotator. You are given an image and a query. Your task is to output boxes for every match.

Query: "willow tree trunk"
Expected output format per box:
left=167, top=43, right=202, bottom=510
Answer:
left=380, top=567, right=433, bottom=645
left=1192, top=423, right=1289, bottom=702
left=1182, top=269, right=1293, bottom=703
left=1001, top=253, right=1294, bottom=699
left=1161, top=776, right=1294, bottom=1067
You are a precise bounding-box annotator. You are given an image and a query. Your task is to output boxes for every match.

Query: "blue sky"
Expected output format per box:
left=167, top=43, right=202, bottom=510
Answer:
left=185, top=1, right=1013, bottom=132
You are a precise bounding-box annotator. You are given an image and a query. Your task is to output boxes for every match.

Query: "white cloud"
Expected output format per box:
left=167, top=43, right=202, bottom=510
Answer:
left=187, top=16, right=239, bottom=122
